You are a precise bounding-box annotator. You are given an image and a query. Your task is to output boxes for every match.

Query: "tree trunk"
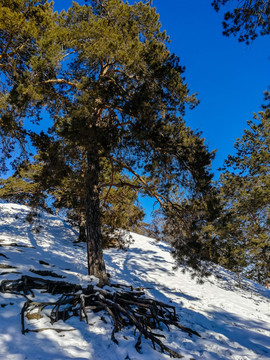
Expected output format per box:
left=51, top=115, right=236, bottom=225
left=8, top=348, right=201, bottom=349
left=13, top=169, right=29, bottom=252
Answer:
left=85, top=146, right=108, bottom=285
left=78, top=210, right=86, bottom=242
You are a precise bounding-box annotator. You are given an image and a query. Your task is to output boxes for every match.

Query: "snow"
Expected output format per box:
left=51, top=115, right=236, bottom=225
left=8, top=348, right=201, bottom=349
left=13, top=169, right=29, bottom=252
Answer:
left=0, top=202, right=269, bottom=360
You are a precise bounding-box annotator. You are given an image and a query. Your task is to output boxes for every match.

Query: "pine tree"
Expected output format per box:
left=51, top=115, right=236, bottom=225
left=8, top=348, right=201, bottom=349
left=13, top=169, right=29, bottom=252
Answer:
left=1, top=0, right=214, bottom=283
left=218, top=106, right=270, bottom=284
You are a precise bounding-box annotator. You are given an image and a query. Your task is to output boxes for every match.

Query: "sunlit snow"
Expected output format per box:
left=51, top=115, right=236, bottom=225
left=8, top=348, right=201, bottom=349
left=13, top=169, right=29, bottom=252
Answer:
left=0, top=203, right=269, bottom=360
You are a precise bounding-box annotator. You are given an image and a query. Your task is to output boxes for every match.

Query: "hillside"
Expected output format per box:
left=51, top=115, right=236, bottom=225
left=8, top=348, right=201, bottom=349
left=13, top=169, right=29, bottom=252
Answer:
left=0, top=203, right=269, bottom=360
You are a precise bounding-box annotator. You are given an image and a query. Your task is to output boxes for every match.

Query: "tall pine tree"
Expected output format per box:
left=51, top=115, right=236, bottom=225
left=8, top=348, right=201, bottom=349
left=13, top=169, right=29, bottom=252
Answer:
left=1, top=0, right=214, bottom=283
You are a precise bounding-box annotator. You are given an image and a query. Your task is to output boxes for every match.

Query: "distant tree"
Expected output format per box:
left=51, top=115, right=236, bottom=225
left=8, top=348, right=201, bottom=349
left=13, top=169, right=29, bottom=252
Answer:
left=1, top=0, right=215, bottom=284
left=212, top=0, right=270, bottom=43
left=218, top=105, right=270, bottom=284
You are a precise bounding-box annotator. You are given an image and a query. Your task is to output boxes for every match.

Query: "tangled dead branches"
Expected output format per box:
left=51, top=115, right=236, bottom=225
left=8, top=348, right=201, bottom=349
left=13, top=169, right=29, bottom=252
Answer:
left=1, top=275, right=200, bottom=358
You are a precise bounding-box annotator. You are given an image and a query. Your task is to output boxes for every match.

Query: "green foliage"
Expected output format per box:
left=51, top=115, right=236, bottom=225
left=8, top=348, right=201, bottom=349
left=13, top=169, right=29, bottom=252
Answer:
left=0, top=0, right=57, bottom=171
left=0, top=162, right=45, bottom=207
left=212, top=0, right=270, bottom=43
left=151, top=186, right=220, bottom=281
left=218, top=106, right=270, bottom=284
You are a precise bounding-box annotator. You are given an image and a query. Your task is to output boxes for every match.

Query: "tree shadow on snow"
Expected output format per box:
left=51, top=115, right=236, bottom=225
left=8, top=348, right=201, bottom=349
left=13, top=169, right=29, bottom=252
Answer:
left=104, top=246, right=200, bottom=302
left=188, top=306, right=270, bottom=358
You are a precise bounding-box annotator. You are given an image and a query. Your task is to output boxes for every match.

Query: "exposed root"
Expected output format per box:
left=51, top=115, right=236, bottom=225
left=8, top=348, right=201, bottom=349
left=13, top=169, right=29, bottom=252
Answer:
left=1, top=275, right=200, bottom=358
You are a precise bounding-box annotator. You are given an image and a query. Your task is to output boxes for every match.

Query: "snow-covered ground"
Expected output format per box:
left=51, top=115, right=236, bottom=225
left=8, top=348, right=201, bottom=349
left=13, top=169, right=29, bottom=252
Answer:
left=0, top=203, right=269, bottom=360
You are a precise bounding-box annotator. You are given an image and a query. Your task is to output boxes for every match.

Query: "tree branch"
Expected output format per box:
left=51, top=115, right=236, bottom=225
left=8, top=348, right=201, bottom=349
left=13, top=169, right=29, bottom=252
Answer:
left=108, top=156, right=166, bottom=207
left=0, top=43, right=26, bottom=61
left=41, top=79, right=79, bottom=88
left=100, top=181, right=143, bottom=190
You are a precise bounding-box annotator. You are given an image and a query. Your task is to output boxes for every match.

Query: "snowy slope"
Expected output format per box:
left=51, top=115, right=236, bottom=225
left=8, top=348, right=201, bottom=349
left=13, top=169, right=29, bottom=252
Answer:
left=0, top=203, right=269, bottom=360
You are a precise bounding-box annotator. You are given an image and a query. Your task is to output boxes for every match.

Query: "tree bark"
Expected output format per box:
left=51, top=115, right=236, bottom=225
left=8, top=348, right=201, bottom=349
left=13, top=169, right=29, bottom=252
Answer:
left=85, top=146, right=108, bottom=285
